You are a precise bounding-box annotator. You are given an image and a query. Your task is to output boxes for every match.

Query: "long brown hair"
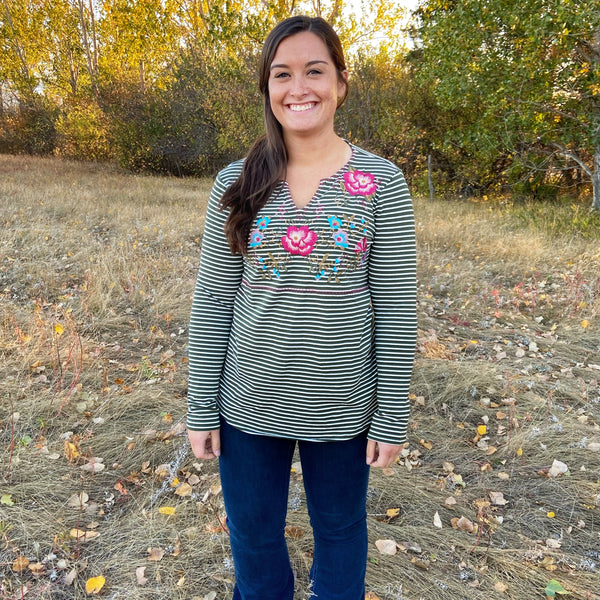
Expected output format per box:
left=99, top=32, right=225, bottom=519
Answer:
left=220, top=16, right=349, bottom=255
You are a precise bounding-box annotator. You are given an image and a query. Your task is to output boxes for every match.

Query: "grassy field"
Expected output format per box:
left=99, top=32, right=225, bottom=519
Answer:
left=1, top=154, right=599, bottom=600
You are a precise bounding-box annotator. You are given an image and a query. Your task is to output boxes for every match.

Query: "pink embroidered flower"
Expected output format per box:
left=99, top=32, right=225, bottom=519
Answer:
left=343, top=170, right=377, bottom=196
left=281, top=226, right=317, bottom=256
left=354, top=237, right=368, bottom=254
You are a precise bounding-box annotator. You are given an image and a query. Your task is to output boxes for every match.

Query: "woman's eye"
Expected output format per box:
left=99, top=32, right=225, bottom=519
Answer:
left=308, top=69, right=322, bottom=75
left=274, top=72, right=289, bottom=79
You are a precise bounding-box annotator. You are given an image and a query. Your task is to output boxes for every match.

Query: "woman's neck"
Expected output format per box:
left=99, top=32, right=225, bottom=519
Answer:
left=284, top=131, right=347, bottom=169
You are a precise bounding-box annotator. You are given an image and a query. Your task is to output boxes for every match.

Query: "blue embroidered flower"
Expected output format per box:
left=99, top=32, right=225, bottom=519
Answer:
left=327, top=216, right=343, bottom=230
left=255, top=216, right=271, bottom=230
left=332, top=229, right=349, bottom=248
left=250, top=230, right=264, bottom=248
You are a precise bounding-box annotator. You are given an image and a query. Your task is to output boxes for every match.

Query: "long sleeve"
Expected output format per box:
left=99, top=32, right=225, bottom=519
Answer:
left=367, top=169, right=417, bottom=444
left=187, top=168, right=244, bottom=431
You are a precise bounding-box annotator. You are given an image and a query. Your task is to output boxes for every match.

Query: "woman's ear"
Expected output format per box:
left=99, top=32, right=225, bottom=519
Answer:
left=337, top=69, right=349, bottom=106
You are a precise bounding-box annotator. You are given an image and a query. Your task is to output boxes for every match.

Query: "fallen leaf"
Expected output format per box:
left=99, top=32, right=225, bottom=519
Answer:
left=1, top=494, right=14, bottom=506
left=448, top=473, right=465, bottom=487
left=580, top=319, right=590, bottom=329
left=284, top=526, right=304, bottom=539
left=546, top=538, right=562, bottom=549
left=146, top=547, right=165, bottom=562
left=69, top=529, right=99, bottom=542
left=398, top=540, right=422, bottom=553
left=548, top=460, right=568, bottom=478
left=386, top=508, right=400, bottom=519
left=12, top=556, right=30, bottom=572
left=158, top=506, right=175, bottom=515
left=411, top=557, right=430, bottom=570
left=188, top=474, right=201, bottom=486
left=28, top=562, right=45, bottom=575
left=454, top=516, right=474, bottom=533
left=433, top=511, right=442, bottom=529
left=547, top=511, right=556, bottom=518
left=586, top=442, right=599, bottom=452
left=419, top=439, right=433, bottom=450
left=495, top=581, right=509, bottom=593
left=64, top=569, right=77, bottom=585
left=445, top=496, right=457, bottom=506
left=135, top=566, right=147, bottom=586
left=55, top=323, right=64, bottom=336
left=540, top=556, right=556, bottom=571
left=365, top=593, right=381, bottom=600
left=85, top=575, right=105, bottom=595
left=375, top=539, right=397, bottom=555
left=67, top=492, right=89, bottom=508
left=477, top=425, right=487, bottom=436
left=174, top=482, right=193, bottom=497
left=64, top=441, right=80, bottom=463
left=545, top=579, right=569, bottom=597
left=489, top=491, right=508, bottom=506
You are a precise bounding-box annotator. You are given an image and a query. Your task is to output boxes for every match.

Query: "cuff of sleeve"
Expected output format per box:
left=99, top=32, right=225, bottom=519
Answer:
left=186, top=404, right=220, bottom=431
left=368, top=411, right=408, bottom=445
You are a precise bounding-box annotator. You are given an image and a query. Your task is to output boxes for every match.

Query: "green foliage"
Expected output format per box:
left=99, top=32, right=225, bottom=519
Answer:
left=0, top=99, right=58, bottom=155
left=414, top=0, right=600, bottom=205
left=55, top=101, right=113, bottom=161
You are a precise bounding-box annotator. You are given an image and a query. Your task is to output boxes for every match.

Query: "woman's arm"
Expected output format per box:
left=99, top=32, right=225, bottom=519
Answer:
left=367, top=168, right=417, bottom=449
left=187, top=167, right=244, bottom=435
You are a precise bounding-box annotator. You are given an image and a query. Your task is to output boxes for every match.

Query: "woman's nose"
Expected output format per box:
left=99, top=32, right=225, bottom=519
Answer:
left=289, top=76, right=308, bottom=96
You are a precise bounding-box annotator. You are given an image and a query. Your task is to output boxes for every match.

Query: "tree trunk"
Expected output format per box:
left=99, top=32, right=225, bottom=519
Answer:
left=428, top=154, right=434, bottom=202
left=593, top=147, right=600, bottom=210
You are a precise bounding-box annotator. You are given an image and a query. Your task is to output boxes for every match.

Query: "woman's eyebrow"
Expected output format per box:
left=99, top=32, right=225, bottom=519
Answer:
left=270, top=59, right=329, bottom=70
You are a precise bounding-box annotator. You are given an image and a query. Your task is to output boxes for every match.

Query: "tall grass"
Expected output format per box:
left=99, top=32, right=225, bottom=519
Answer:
left=1, top=155, right=599, bottom=600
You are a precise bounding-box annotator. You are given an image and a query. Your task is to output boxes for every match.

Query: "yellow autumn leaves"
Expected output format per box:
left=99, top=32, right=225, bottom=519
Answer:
left=85, top=575, right=105, bottom=594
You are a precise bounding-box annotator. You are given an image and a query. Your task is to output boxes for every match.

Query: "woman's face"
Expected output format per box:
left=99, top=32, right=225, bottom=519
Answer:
left=268, top=31, right=347, bottom=140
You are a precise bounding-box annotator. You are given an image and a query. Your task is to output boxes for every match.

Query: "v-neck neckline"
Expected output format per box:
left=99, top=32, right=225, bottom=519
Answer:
left=284, top=142, right=354, bottom=211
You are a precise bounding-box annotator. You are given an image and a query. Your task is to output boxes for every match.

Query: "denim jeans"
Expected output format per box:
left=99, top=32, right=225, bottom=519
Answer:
left=218, top=417, right=370, bottom=600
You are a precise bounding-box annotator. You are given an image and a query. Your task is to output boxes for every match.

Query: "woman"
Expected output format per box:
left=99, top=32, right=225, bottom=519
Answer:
left=187, top=15, right=417, bottom=600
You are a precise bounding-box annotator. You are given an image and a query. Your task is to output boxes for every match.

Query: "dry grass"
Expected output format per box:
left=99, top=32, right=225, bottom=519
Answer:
left=1, top=154, right=599, bottom=600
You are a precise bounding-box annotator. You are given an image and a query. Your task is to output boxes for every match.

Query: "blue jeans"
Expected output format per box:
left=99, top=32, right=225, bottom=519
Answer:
left=218, top=418, right=370, bottom=600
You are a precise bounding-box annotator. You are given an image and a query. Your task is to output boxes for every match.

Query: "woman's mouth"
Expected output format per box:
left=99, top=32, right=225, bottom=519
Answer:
left=288, top=102, right=316, bottom=112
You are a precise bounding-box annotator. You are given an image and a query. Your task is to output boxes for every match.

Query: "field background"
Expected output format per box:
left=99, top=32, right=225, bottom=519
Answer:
left=1, top=154, right=599, bottom=600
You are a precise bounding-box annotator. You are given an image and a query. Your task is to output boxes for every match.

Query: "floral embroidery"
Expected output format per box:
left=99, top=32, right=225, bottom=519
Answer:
left=354, top=237, right=368, bottom=254
left=327, top=216, right=343, bottom=230
left=281, top=225, right=318, bottom=256
left=250, top=230, right=264, bottom=248
left=332, top=229, right=349, bottom=248
left=256, top=216, right=271, bottom=230
left=343, top=170, right=378, bottom=196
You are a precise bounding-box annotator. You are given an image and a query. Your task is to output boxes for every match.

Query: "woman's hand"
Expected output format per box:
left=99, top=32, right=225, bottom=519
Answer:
left=188, top=429, right=221, bottom=459
left=366, top=439, right=402, bottom=468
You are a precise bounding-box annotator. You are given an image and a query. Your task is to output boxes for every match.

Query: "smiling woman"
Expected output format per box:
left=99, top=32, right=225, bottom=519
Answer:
left=186, top=15, right=417, bottom=600
left=268, top=31, right=348, bottom=143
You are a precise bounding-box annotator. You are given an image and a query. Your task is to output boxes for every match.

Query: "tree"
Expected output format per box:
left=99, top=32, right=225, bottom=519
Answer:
left=414, top=0, right=600, bottom=208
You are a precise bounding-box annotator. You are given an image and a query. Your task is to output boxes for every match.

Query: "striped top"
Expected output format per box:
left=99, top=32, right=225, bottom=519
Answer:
left=187, top=143, right=417, bottom=444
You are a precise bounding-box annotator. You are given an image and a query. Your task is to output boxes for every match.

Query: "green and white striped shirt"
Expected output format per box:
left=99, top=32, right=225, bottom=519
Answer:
left=187, top=144, right=417, bottom=444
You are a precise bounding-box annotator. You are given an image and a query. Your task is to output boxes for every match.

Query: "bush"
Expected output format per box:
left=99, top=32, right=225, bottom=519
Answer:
left=55, top=102, right=113, bottom=161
